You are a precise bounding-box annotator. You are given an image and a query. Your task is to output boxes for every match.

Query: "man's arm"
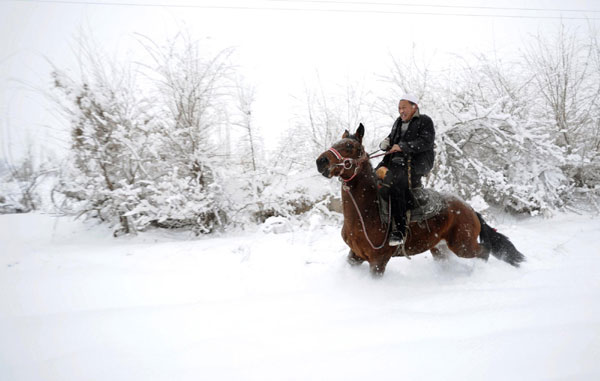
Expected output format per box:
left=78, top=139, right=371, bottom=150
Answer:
left=398, top=115, right=435, bottom=154
left=376, top=117, right=402, bottom=168
left=379, top=117, right=401, bottom=151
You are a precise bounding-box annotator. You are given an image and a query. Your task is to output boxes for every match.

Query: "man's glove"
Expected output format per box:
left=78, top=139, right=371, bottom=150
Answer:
left=376, top=166, right=388, bottom=180
left=379, top=137, right=391, bottom=151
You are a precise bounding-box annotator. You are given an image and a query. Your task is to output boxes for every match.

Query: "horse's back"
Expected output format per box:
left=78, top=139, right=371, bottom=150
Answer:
left=410, top=188, right=446, bottom=222
left=401, top=190, right=481, bottom=256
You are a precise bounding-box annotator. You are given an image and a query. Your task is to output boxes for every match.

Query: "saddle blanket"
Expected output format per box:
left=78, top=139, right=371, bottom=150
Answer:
left=378, top=187, right=446, bottom=224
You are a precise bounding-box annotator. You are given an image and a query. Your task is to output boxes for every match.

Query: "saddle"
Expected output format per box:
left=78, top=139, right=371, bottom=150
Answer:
left=378, top=187, right=446, bottom=225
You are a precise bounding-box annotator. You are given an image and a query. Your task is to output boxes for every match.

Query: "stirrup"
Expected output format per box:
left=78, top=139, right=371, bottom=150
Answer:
left=389, top=232, right=404, bottom=247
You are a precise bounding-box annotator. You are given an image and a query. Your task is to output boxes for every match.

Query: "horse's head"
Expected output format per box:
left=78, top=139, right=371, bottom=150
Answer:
left=316, top=123, right=366, bottom=180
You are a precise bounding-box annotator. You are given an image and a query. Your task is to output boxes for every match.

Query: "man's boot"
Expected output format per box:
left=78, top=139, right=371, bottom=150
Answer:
left=389, top=217, right=406, bottom=246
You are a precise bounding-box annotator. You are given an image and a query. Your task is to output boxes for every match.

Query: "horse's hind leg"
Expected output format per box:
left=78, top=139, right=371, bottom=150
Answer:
left=447, top=227, right=489, bottom=261
left=448, top=240, right=489, bottom=261
left=347, top=250, right=365, bottom=266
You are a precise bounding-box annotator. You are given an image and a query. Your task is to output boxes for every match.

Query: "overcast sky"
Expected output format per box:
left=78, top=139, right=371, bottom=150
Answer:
left=1, top=0, right=598, bottom=160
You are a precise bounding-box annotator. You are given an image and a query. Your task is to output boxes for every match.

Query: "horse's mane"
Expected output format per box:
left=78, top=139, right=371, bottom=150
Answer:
left=347, top=133, right=361, bottom=141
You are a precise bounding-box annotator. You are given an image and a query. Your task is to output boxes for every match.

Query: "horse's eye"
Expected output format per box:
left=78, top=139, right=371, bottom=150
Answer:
left=346, top=143, right=353, bottom=150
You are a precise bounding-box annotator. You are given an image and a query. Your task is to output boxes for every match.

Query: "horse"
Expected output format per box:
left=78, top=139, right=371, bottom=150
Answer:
left=315, top=124, right=525, bottom=277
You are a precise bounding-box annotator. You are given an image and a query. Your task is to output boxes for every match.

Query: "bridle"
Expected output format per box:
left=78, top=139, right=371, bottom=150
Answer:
left=327, top=144, right=392, bottom=250
left=327, top=146, right=388, bottom=183
left=327, top=146, right=369, bottom=183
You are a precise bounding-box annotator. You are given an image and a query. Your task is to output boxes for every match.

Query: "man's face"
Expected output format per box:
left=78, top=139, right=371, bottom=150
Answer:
left=398, top=100, right=417, bottom=122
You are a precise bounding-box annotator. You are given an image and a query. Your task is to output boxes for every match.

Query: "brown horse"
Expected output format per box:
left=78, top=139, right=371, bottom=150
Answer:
left=316, top=124, right=525, bottom=276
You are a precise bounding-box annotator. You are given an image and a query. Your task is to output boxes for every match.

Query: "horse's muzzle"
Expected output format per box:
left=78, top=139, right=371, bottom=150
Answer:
left=316, top=155, right=330, bottom=177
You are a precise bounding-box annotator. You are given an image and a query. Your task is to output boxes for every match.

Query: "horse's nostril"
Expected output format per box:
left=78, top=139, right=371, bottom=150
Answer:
left=316, top=156, right=330, bottom=177
left=316, top=156, right=329, bottom=170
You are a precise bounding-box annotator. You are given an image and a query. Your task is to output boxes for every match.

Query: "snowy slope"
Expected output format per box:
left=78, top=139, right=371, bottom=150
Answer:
left=1, top=212, right=599, bottom=381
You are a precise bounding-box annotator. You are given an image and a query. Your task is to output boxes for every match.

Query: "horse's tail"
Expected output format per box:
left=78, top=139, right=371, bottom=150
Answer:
left=476, top=213, right=525, bottom=267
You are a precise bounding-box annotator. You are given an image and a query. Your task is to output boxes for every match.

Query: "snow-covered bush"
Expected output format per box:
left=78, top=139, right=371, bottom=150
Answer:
left=0, top=181, right=30, bottom=214
left=0, top=150, right=55, bottom=214
left=523, top=26, right=600, bottom=208
left=51, top=35, right=231, bottom=235
left=432, top=57, right=568, bottom=214
left=220, top=163, right=339, bottom=228
left=380, top=43, right=592, bottom=215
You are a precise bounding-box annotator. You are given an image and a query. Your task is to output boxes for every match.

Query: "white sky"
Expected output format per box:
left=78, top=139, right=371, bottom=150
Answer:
left=1, top=0, right=598, bottom=160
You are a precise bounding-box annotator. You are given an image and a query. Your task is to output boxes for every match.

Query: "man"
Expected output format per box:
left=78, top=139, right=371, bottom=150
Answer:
left=377, top=94, right=435, bottom=246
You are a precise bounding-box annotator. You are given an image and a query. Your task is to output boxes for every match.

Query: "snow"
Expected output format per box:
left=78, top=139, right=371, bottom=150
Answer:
left=1, top=212, right=600, bottom=380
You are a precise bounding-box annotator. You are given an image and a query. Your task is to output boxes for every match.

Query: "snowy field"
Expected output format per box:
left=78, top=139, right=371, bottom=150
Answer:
left=1, top=212, right=600, bottom=381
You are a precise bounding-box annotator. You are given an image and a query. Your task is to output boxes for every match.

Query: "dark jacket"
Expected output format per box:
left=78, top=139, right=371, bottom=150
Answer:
left=379, top=113, right=435, bottom=176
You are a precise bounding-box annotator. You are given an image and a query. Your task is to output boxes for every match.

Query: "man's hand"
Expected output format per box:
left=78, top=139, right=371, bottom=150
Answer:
left=379, top=138, right=391, bottom=151
left=389, top=144, right=402, bottom=153
left=375, top=166, right=388, bottom=180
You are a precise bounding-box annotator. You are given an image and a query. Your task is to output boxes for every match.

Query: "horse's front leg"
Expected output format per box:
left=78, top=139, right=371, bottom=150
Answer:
left=369, top=254, right=391, bottom=277
left=430, top=246, right=447, bottom=261
left=347, top=250, right=365, bottom=266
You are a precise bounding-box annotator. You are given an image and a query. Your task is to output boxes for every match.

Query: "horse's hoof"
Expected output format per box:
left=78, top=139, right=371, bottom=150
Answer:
left=347, top=256, right=364, bottom=267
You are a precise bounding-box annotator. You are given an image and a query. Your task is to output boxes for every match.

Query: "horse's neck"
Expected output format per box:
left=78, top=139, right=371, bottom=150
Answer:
left=342, top=162, right=380, bottom=214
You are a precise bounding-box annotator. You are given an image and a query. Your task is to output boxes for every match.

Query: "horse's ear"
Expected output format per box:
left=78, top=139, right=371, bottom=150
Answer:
left=356, top=123, right=365, bottom=143
left=342, top=130, right=350, bottom=139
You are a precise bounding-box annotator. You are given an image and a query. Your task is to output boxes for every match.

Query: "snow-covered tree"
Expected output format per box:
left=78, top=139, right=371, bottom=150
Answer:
left=52, top=33, right=234, bottom=234
left=0, top=146, right=55, bottom=213
left=51, top=54, right=156, bottom=234
left=524, top=25, right=600, bottom=192
left=261, top=77, right=384, bottom=219
left=138, top=33, right=234, bottom=232
left=289, top=76, right=382, bottom=160
left=435, top=55, right=567, bottom=213
left=381, top=43, right=577, bottom=214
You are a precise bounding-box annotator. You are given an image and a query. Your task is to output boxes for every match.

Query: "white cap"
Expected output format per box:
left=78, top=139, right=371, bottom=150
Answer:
left=400, top=93, right=419, bottom=106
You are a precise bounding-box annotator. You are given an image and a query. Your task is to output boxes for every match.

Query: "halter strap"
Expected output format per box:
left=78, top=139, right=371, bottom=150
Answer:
left=327, top=147, right=364, bottom=183
left=328, top=147, right=344, bottom=161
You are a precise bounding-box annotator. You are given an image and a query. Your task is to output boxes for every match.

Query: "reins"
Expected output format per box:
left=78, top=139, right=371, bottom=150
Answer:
left=327, top=146, right=393, bottom=250
left=367, top=150, right=387, bottom=159
left=343, top=182, right=392, bottom=250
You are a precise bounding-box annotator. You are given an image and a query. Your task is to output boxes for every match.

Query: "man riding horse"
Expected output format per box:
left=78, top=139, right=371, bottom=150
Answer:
left=376, top=94, right=435, bottom=246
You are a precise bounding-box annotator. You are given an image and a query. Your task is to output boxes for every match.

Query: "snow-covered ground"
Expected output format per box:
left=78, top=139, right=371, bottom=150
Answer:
left=1, top=212, right=599, bottom=381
